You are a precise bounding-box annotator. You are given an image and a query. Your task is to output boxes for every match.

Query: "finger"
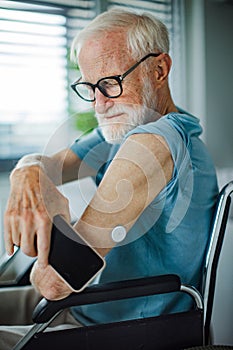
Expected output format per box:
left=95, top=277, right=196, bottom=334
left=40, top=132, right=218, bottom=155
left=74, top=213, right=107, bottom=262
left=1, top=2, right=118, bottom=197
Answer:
left=19, top=212, right=37, bottom=256
left=62, top=211, right=71, bottom=224
left=4, top=212, right=17, bottom=255
left=3, top=218, right=14, bottom=255
left=20, top=228, right=37, bottom=257
left=36, top=218, right=52, bottom=268
left=54, top=195, right=71, bottom=224
left=11, top=221, right=21, bottom=247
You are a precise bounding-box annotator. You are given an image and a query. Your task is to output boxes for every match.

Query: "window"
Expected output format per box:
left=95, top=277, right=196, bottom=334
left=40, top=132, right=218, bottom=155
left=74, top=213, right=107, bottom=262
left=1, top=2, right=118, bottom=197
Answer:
left=0, top=2, right=65, bottom=161
left=0, top=0, right=97, bottom=170
left=0, top=0, right=184, bottom=171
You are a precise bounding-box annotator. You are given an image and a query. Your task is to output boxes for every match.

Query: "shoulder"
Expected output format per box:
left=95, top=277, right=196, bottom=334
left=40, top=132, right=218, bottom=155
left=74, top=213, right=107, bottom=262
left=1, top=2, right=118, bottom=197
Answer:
left=124, top=112, right=202, bottom=141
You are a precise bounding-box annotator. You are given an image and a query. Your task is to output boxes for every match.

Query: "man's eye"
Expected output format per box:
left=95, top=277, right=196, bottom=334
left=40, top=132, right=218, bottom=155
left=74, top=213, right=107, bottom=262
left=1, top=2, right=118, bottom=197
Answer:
left=108, top=81, right=118, bottom=86
left=101, top=80, right=119, bottom=92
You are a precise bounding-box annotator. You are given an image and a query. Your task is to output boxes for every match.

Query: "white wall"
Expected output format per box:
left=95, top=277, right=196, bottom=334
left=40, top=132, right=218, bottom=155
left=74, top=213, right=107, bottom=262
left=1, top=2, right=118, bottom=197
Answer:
left=184, top=0, right=233, bottom=345
left=184, top=0, right=233, bottom=168
left=205, top=0, right=233, bottom=169
left=184, top=0, right=207, bottom=130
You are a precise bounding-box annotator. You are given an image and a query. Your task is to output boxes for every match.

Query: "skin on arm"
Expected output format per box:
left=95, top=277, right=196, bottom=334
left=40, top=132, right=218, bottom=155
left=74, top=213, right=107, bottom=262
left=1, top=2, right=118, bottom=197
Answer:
left=30, top=132, right=173, bottom=300
left=45, top=148, right=96, bottom=185
left=74, top=133, right=173, bottom=256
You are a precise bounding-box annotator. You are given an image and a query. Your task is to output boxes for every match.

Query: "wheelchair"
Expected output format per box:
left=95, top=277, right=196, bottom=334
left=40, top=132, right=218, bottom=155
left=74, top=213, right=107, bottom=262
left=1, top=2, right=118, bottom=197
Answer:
left=0, top=181, right=233, bottom=350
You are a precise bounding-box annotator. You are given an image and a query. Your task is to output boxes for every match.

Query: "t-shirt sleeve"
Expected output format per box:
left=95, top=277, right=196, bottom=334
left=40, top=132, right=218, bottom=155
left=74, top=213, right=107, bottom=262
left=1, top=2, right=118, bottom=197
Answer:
left=124, top=114, right=201, bottom=205
left=124, top=115, right=189, bottom=174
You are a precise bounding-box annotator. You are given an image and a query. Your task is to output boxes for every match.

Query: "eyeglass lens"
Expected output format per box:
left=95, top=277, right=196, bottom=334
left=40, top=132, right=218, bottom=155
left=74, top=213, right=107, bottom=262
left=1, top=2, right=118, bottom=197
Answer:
left=76, top=77, right=122, bottom=101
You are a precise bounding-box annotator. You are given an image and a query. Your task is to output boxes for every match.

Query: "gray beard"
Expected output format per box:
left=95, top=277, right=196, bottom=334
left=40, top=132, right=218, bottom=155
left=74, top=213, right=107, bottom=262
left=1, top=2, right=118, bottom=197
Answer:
left=96, top=102, right=160, bottom=144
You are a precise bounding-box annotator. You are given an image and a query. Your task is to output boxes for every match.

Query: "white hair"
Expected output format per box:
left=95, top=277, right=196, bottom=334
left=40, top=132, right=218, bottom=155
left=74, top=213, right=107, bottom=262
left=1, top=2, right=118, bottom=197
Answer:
left=70, top=9, right=170, bottom=64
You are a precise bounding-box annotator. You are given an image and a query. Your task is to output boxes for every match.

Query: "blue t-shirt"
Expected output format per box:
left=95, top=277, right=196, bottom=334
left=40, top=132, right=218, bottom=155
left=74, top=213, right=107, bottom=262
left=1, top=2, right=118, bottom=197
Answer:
left=70, top=112, right=218, bottom=325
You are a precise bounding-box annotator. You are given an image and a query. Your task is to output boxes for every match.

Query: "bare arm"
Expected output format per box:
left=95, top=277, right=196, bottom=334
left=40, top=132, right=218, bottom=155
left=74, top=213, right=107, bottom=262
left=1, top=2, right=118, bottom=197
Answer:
left=5, top=133, right=173, bottom=300
left=14, top=148, right=95, bottom=185
left=74, top=133, right=173, bottom=256
left=44, top=148, right=96, bottom=184
left=30, top=133, right=173, bottom=300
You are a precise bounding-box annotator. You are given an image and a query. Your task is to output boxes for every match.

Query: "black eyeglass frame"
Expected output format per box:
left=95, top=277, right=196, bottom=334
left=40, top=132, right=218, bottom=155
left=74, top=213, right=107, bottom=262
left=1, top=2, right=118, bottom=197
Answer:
left=71, top=52, right=162, bottom=102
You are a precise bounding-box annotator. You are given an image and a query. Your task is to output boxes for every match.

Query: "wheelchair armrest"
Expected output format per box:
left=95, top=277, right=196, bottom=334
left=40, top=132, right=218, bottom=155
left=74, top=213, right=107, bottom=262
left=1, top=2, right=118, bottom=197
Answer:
left=33, top=274, right=181, bottom=323
left=0, top=248, right=19, bottom=276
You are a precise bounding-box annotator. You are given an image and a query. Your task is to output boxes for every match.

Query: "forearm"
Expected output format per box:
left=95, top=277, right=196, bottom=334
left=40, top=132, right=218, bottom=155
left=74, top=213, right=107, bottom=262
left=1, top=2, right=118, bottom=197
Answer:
left=14, top=153, right=62, bottom=185
left=14, top=148, right=84, bottom=186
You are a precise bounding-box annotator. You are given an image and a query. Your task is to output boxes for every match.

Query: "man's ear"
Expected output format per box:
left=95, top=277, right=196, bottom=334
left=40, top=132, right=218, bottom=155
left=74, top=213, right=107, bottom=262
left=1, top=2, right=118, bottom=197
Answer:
left=154, top=53, right=172, bottom=84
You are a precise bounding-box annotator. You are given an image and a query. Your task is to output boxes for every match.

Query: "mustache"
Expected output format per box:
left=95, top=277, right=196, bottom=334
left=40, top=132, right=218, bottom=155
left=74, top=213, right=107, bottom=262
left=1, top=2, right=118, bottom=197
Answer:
left=95, top=103, right=138, bottom=119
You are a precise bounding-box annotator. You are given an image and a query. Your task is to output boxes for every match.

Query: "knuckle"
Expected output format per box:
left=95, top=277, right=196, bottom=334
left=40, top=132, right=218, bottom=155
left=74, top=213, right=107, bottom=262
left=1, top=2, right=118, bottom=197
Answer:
left=21, top=210, right=33, bottom=223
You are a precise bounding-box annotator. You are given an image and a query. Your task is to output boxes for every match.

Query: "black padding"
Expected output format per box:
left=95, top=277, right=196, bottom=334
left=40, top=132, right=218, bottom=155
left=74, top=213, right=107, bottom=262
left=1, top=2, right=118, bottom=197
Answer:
left=25, top=309, right=203, bottom=350
left=33, top=274, right=181, bottom=323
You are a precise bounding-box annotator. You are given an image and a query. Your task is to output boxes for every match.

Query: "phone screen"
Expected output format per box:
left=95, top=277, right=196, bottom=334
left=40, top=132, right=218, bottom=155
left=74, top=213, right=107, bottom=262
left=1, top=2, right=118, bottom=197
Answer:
left=49, top=215, right=105, bottom=292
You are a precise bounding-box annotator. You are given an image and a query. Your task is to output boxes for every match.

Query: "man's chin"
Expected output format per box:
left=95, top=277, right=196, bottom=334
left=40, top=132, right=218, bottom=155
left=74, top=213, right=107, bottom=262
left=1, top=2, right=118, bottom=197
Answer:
left=100, top=124, right=133, bottom=144
left=101, top=131, right=124, bottom=144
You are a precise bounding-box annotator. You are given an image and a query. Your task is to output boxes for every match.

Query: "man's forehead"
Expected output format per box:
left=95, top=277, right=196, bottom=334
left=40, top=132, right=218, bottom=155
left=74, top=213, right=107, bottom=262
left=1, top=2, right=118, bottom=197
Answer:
left=78, top=31, right=131, bottom=77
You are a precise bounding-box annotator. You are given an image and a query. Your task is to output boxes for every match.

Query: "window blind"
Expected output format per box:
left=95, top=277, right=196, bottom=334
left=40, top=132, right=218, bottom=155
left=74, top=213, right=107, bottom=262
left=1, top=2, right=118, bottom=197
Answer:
left=0, top=0, right=98, bottom=166
left=108, top=0, right=172, bottom=29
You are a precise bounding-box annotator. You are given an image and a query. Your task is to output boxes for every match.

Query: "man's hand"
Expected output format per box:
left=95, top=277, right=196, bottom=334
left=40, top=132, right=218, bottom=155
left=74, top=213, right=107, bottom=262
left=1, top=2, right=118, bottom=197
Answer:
left=30, top=261, right=72, bottom=300
left=4, top=165, right=71, bottom=267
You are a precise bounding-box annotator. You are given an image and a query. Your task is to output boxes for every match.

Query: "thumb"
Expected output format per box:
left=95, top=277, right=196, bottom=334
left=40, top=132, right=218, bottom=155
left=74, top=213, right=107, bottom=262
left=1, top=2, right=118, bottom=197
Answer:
left=61, top=210, right=71, bottom=224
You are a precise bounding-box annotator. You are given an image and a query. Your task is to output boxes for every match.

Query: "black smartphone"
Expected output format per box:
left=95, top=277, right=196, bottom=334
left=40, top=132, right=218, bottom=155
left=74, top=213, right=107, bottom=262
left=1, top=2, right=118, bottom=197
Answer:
left=48, top=215, right=106, bottom=292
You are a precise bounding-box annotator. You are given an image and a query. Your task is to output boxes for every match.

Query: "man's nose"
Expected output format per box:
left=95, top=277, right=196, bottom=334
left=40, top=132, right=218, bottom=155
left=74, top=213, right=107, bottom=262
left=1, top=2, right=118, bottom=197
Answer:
left=94, top=88, right=114, bottom=114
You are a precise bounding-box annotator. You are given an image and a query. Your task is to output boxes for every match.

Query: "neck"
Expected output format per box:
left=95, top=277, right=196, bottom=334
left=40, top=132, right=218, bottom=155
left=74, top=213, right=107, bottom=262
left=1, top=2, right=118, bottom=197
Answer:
left=153, top=84, right=178, bottom=117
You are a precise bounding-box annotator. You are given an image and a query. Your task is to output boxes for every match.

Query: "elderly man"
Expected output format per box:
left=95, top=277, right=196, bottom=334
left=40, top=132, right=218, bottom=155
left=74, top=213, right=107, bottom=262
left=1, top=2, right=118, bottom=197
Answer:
left=1, top=9, right=218, bottom=349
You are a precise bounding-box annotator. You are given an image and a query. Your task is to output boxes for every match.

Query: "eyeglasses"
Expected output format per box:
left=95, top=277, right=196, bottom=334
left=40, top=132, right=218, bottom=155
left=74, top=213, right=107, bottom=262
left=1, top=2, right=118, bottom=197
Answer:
left=71, top=52, right=161, bottom=102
